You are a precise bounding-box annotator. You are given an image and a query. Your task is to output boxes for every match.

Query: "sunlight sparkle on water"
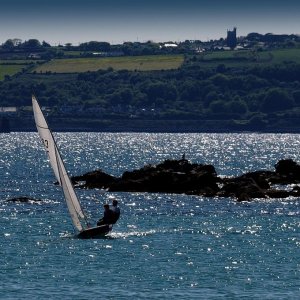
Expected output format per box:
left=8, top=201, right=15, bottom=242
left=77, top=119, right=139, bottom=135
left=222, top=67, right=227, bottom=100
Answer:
left=1, top=132, right=300, bottom=299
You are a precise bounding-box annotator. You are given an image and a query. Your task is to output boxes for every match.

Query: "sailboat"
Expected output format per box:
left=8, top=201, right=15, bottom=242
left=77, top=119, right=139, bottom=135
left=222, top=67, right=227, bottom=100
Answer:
left=32, top=95, right=112, bottom=238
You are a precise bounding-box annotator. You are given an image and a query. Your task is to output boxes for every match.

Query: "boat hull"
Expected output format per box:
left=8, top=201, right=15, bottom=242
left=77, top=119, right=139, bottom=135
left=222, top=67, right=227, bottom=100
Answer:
left=77, top=224, right=112, bottom=239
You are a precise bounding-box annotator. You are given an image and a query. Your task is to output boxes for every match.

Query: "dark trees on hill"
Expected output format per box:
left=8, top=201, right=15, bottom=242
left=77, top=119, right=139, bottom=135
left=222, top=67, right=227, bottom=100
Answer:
left=0, top=54, right=299, bottom=131
left=78, top=41, right=111, bottom=52
left=261, top=89, right=294, bottom=113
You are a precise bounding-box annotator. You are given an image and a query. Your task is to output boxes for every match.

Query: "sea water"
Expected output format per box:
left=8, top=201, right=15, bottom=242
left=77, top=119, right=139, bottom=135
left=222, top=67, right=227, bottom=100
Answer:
left=0, top=132, right=299, bottom=299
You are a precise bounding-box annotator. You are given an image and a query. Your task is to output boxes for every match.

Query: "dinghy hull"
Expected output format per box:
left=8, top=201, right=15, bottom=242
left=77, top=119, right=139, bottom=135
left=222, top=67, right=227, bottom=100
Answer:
left=77, top=225, right=112, bottom=239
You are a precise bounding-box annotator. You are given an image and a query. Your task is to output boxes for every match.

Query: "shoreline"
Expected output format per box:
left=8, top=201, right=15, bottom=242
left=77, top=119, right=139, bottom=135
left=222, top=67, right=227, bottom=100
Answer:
left=4, top=116, right=300, bottom=134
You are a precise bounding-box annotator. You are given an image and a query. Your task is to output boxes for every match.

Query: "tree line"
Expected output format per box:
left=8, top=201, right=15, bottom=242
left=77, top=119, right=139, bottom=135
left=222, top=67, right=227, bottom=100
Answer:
left=1, top=30, right=300, bottom=131
left=1, top=57, right=300, bottom=130
left=1, top=32, right=299, bottom=59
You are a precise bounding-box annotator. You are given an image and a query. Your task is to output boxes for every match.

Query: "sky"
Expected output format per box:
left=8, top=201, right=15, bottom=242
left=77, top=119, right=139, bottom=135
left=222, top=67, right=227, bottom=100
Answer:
left=0, top=0, right=299, bottom=45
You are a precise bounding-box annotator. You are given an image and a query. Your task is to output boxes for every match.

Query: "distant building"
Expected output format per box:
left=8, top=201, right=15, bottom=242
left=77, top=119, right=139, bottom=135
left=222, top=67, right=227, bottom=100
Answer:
left=163, top=43, right=178, bottom=48
left=227, top=27, right=237, bottom=49
left=28, top=53, right=41, bottom=59
left=0, top=107, right=17, bottom=114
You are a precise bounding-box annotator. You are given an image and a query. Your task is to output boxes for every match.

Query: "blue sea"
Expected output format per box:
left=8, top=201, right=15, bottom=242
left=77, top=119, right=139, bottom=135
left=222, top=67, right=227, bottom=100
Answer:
left=0, top=132, right=299, bottom=299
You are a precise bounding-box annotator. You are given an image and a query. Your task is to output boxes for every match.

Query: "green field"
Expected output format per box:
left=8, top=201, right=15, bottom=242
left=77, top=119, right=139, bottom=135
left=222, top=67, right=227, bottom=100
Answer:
left=0, top=64, right=27, bottom=80
left=0, top=59, right=41, bottom=64
left=1, top=48, right=300, bottom=79
left=197, top=48, right=300, bottom=68
left=33, top=55, right=184, bottom=73
left=270, top=48, right=300, bottom=63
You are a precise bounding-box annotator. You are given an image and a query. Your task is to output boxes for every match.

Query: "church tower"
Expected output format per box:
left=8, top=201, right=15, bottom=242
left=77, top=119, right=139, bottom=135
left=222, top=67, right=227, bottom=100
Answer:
left=227, top=27, right=237, bottom=49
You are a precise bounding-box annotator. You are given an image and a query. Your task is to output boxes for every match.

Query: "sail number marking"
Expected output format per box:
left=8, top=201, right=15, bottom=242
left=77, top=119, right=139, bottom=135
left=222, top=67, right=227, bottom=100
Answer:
left=43, top=139, right=49, bottom=149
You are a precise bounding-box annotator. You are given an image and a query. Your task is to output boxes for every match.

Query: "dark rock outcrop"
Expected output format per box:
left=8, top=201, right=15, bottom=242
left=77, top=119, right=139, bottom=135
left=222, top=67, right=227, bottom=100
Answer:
left=72, top=170, right=117, bottom=189
left=218, top=177, right=266, bottom=200
left=6, top=196, right=42, bottom=203
left=71, top=158, right=300, bottom=201
left=273, top=159, right=300, bottom=183
left=110, top=159, right=220, bottom=195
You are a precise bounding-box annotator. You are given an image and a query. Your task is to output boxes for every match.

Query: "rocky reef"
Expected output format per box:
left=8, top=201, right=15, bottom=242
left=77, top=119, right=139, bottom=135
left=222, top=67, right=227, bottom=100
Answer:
left=72, top=158, right=300, bottom=201
left=5, top=196, right=42, bottom=203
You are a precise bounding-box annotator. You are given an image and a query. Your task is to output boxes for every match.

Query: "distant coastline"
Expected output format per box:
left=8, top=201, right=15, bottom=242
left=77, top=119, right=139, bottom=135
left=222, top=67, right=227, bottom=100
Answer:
left=4, top=116, right=300, bottom=133
left=1, top=33, right=300, bottom=134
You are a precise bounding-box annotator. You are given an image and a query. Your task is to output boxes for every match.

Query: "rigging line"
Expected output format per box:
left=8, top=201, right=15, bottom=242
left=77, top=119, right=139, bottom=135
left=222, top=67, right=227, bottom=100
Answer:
left=52, top=131, right=90, bottom=229
left=53, top=141, right=77, bottom=232
left=55, top=144, right=86, bottom=230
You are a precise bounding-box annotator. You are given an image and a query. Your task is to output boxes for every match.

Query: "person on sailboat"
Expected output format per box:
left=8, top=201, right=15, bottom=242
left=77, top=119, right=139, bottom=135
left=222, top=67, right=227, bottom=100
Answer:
left=97, top=204, right=114, bottom=226
left=111, top=199, right=120, bottom=224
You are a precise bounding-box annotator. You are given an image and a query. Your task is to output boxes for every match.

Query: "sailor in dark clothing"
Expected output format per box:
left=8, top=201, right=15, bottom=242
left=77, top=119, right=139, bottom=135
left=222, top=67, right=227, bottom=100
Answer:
left=97, top=204, right=114, bottom=226
left=111, top=199, right=120, bottom=224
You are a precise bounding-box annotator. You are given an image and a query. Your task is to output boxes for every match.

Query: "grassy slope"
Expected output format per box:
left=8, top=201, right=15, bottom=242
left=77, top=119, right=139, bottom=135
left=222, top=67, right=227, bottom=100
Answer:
left=197, top=48, right=300, bottom=69
left=1, top=48, right=300, bottom=79
left=0, top=64, right=26, bottom=80
left=33, top=54, right=185, bottom=73
left=271, top=48, right=300, bottom=63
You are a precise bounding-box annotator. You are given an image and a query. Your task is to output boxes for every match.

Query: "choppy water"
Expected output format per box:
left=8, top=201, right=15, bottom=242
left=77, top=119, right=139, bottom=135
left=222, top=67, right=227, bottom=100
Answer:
left=0, top=133, right=299, bottom=299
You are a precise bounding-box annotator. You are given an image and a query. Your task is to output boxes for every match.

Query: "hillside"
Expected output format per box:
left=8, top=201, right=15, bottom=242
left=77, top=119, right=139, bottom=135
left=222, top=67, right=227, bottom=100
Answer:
left=33, top=55, right=184, bottom=73
left=1, top=44, right=300, bottom=132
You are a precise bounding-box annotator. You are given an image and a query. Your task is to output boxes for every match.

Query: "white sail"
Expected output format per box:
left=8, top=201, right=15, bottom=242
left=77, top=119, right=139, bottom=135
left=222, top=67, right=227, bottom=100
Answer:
left=32, top=95, right=60, bottom=183
left=55, top=146, right=84, bottom=231
left=32, top=95, right=85, bottom=232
